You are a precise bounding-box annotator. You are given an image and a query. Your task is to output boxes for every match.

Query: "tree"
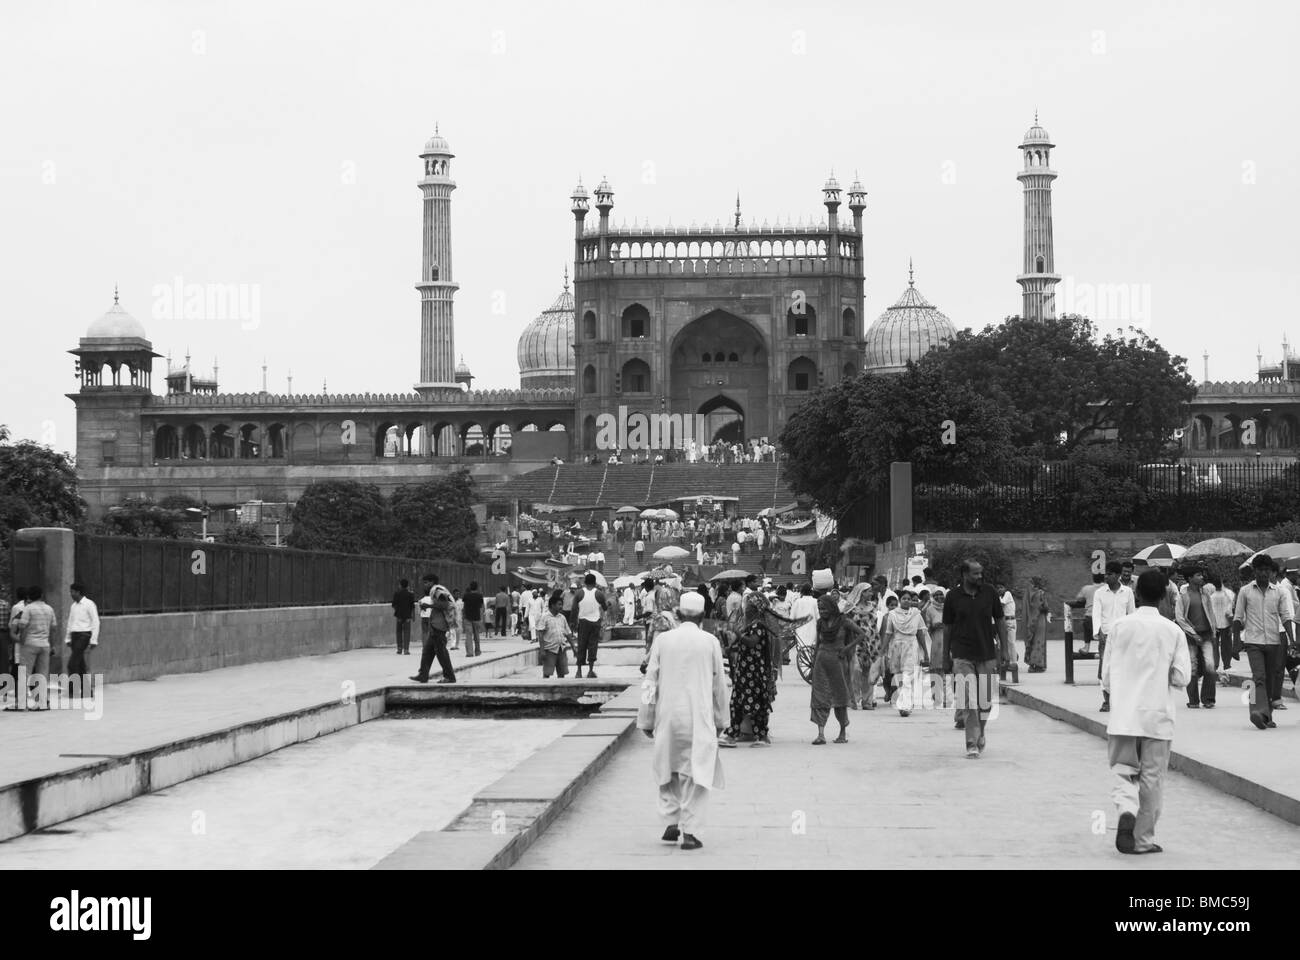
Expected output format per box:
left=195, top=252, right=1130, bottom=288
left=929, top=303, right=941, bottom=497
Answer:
left=923, top=316, right=1197, bottom=457
left=0, top=425, right=86, bottom=592
left=781, top=366, right=1019, bottom=518
left=286, top=480, right=390, bottom=555
left=390, top=470, right=481, bottom=563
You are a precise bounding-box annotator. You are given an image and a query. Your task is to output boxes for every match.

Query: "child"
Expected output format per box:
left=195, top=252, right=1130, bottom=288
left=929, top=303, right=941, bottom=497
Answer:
left=537, top=591, right=575, bottom=679
left=881, top=589, right=931, bottom=717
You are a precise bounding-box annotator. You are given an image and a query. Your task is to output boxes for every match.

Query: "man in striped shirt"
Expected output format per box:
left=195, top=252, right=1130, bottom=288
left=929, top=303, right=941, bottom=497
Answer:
left=1234, top=555, right=1296, bottom=729
left=14, top=586, right=57, bottom=710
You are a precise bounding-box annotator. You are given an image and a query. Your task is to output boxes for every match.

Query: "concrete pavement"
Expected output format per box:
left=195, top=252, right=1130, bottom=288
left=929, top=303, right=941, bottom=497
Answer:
left=515, top=667, right=1300, bottom=869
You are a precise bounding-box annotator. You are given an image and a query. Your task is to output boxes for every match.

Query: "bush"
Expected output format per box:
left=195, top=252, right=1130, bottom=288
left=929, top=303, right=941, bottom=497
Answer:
left=217, top=523, right=264, bottom=546
left=1270, top=520, right=1300, bottom=545
left=927, top=541, right=1020, bottom=591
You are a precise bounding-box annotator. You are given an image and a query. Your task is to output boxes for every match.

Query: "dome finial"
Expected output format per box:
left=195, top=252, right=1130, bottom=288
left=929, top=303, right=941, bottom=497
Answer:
left=908, top=258, right=914, bottom=286
left=113, top=283, right=119, bottom=305
left=563, top=264, right=570, bottom=292
left=1034, top=108, right=1038, bottom=124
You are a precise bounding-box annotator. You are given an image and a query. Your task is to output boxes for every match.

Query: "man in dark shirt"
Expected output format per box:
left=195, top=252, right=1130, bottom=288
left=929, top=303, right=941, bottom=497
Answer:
left=942, top=559, right=1007, bottom=759
left=494, top=586, right=512, bottom=637
left=462, top=581, right=485, bottom=657
left=391, top=579, right=416, bottom=655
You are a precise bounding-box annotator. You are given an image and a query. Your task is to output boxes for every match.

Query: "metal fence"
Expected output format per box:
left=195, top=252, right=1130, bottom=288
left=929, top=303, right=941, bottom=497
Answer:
left=913, top=460, right=1300, bottom=533
left=839, top=491, right=891, bottom=542
left=74, top=534, right=497, bottom=616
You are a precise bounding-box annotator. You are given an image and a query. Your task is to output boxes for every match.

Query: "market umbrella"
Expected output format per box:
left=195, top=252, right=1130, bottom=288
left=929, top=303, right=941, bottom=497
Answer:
left=613, top=574, right=638, bottom=589
left=653, top=545, right=690, bottom=561
left=656, top=508, right=680, bottom=521
left=709, top=568, right=752, bottom=582
left=1240, top=543, right=1300, bottom=570
left=1183, top=538, right=1255, bottom=559
left=1130, top=543, right=1187, bottom=568
left=634, top=568, right=677, bottom=582
left=616, top=505, right=640, bottom=515
left=639, top=508, right=661, bottom=519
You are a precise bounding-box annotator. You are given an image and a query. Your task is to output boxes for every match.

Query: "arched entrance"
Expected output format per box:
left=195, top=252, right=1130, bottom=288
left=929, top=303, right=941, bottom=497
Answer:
left=669, top=309, right=770, bottom=441
left=699, top=395, right=744, bottom=445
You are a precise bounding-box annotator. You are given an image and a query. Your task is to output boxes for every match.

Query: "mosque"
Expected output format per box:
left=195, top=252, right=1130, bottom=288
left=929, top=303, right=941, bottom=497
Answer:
left=66, top=119, right=1291, bottom=518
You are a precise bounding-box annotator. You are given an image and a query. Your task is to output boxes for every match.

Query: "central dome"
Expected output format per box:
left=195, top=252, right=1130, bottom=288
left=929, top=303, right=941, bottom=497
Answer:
left=86, top=294, right=148, bottom=341
left=517, top=274, right=575, bottom=389
left=863, top=268, right=956, bottom=375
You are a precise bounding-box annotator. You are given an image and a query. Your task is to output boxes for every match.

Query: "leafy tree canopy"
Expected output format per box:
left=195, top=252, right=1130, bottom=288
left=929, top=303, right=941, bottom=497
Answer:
left=286, top=480, right=389, bottom=554
left=390, top=470, right=481, bottom=563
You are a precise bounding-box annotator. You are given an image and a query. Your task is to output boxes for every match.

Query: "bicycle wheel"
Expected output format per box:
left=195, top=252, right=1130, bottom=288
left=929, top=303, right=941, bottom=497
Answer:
left=796, top=643, right=815, bottom=684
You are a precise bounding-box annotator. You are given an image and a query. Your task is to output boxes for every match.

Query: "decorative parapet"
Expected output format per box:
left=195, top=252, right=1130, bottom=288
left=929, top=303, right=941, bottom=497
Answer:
left=584, top=217, right=852, bottom=237
left=154, top=388, right=576, bottom=408
left=1193, top=381, right=1300, bottom=400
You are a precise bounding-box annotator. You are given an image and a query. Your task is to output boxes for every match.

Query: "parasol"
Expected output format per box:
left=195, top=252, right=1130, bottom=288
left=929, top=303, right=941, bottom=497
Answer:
left=653, top=545, right=690, bottom=561
left=1182, top=538, right=1254, bottom=559
left=1240, top=543, right=1300, bottom=570
left=1130, top=543, right=1187, bottom=568
left=709, top=568, right=751, bottom=582
left=616, top=505, right=640, bottom=515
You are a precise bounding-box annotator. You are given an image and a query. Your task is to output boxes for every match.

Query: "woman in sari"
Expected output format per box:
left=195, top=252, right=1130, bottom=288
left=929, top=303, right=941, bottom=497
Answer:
left=1024, top=576, right=1049, bottom=672
left=810, top=594, right=865, bottom=744
left=880, top=588, right=931, bottom=716
left=839, top=584, right=880, bottom=710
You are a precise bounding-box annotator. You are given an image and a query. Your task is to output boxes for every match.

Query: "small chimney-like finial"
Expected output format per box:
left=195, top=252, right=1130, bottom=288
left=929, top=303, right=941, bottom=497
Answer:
left=1203, top=350, right=1209, bottom=383
left=563, top=264, right=569, bottom=292
left=113, top=283, right=119, bottom=305
left=734, top=192, right=742, bottom=229
left=908, top=258, right=915, bottom=286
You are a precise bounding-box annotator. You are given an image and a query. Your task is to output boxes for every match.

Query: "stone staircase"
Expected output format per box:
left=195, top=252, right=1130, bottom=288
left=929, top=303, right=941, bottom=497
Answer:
left=486, top=462, right=796, bottom=517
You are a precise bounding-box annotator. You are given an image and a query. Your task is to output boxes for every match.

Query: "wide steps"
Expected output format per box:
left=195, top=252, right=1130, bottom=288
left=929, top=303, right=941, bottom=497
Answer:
left=489, top=463, right=795, bottom=517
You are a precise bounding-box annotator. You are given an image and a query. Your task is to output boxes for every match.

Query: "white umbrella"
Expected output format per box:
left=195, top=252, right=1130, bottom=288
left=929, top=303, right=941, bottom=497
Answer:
left=654, top=545, right=690, bottom=561
left=580, top=570, right=608, bottom=588
left=639, top=508, right=660, bottom=519
left=657, top=508, right=680, bottom=521
left=613, top=574, right=638, bottom=589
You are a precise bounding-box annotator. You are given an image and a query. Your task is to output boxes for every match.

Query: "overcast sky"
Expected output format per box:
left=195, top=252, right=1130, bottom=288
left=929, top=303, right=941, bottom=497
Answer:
left=3, top=0, right=1296, bottom=455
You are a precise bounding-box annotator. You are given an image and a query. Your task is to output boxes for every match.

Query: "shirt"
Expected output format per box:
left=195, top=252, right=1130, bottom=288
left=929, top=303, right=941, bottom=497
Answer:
left=1234, top=581, right=1295, bottom=646
left=1092, top=584, right=1135, bottom=639
left=1101, top=607, right=1191, bottom=740
left=942, top=583, right=1002, bottom=663
left=462, top=590, right=485, bottom=621
left=1075, top=583, right=1101, bottom=616
left=1174, top=584, right=1213, bottom=639
left=66, top=596, right=101, bottom=645
left=536, top=611, right=572, bottom=653
left=17, top=601, right=57, bottom=648
left=1208, top=585, right=1235, bottom=630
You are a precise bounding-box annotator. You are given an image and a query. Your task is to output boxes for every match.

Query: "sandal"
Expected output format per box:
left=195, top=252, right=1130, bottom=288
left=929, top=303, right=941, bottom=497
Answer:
left=833, top=734, right=848, bottom=743
left=812, top=736, right=826, bottom=745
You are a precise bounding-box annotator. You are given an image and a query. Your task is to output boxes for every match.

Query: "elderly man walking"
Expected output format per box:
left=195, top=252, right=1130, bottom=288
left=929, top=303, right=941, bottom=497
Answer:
left=1102, top=570, right=1190, bottom=855
left=636, top=591, right=729, bottom=851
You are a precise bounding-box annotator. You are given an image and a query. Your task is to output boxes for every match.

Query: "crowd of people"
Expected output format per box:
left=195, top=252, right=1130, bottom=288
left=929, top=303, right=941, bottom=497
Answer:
left=578, top=438, right=780, bottom=466
left=1, top=583, right=101, bottom=710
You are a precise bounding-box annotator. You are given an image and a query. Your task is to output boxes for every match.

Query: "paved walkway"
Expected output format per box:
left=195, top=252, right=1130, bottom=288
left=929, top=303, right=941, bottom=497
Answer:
left=515, top=665, right=1300, bottom=869
left=0, top=636, right=535, bottom=787
left=1009, top=638, right=1300, bottom=811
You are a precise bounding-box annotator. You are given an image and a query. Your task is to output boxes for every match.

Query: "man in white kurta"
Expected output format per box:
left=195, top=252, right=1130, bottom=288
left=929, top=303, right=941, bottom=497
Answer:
left=1101, top=570, right=1191, bottom=855
left=636, top=591, right=728, bottom=850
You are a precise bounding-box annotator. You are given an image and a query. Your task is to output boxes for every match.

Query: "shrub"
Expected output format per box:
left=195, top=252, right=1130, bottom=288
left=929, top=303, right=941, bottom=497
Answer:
left=217, top=523, right=265, bottom=546
left=927, top=540, right=1019, bottom=591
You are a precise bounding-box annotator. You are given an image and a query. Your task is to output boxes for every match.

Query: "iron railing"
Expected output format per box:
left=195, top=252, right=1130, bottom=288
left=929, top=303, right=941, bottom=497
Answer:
left=74, top=534, right=497, bottom=616
left=913, top=459, right=1300, bottom=533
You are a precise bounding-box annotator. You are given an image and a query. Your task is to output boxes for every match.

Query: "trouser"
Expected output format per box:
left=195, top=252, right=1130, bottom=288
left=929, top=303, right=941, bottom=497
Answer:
left=576, top=619, right=601, bottom=666
left=953, top=658, right=998, bottom=749
left=1097, top=638, right=1110, bottom=704
left=1107, top=734, right=1171, bottom=853
left=395, top=619, right=411, bottom=653
left=17, top=645, right=50, bottom=710
left=494, top=608, right=509, bottom=635
left=1082, top=619, right=1094, bottom=649
left=658, top=773, right=710, bottom=833
left=542, top=647, right=569, bottom=678
left=1000, top=622, right=1016, bottom=664
left=623, top=604, right=634, bottom=625
left=465, top=620, right=482, bottom=657
left=1185, top=634, right=1217, bottom=706
left=416, top=628, right=456, bottom=682
left=813, top=705, right=850, bottom=729
left=636, top=551, right=644, bottom=563
left=1244, top=643, right=1283, bottom=721
left=1218, top=626, right=1235, bottom=670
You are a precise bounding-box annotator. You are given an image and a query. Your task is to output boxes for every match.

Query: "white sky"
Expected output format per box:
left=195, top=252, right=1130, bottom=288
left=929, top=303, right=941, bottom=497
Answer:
left=2, top=0, right=1297, bottom=455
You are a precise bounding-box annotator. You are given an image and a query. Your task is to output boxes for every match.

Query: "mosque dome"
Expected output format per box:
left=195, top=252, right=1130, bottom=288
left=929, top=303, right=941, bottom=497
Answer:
left=862, top=266, right=956, bottom=375
left=422, top=128, right=451, bottom=154
left=1022, top=120, right=1052, bottom=144
left=455, top=355, right=471, bottom=378
left=517, top=273, right=575, bottom=389
left=86, top=291, right=148, bottom=341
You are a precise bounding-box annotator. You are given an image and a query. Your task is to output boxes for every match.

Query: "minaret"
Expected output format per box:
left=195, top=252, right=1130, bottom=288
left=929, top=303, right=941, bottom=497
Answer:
left=1017, top=114, right=1060, bottom=322
left=415, top=125, right=459, bottom=393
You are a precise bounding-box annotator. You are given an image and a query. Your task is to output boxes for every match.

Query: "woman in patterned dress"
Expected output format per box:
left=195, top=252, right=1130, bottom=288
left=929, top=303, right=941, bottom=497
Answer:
left=640, top=583, right=681, bottom=675
left=719, top=593, right=807, bottom=747
left=810, top=594, right=866, bottom=744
